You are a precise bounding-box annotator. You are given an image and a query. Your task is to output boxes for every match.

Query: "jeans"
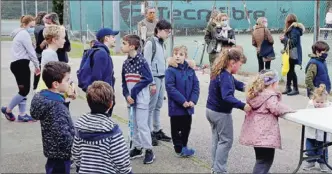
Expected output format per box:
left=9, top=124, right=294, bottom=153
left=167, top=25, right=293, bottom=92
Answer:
left=306, top=138, right=328, bottom=163
left=253, top=147, right=275, bottom=174
left=286, top=58, right=298, bottom=89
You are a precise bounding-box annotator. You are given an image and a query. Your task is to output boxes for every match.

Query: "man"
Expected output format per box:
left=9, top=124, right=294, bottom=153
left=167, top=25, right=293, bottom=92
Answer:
left=137, top=7, right=158, bottom=44
left=143, top=19, right=172, bottom=146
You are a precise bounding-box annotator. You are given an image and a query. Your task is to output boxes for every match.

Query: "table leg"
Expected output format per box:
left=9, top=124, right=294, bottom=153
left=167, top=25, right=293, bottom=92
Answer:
left=322, top=132, right=332, bottom=170
left=292, top=125, right=305, bottom=174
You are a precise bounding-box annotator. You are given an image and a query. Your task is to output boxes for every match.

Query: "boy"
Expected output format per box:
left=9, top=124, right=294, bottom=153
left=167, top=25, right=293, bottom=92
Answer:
left=121, top=34, right=155, bottom=164
left=165, top=46, right=200, bottom=157
left=305, top=41, right=331, bottom=98
left=72, top=81, right=132, bottom=174
left=30, top=61, right=75, bottom=174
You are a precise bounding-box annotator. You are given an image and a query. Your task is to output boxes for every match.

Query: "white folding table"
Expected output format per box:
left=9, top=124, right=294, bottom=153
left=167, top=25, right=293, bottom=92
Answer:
left=283, top=107, right=332, bottom=173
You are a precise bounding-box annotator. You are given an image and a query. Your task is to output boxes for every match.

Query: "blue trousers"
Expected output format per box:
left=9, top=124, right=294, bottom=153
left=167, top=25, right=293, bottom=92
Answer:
left=306, top=138, right=328, bottom=163
left=45, top=158, right=71, bottom=174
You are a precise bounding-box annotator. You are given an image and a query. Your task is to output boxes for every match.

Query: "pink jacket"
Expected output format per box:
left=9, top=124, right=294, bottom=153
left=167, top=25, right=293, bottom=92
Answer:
left=239, top=90, right=293, bottom=149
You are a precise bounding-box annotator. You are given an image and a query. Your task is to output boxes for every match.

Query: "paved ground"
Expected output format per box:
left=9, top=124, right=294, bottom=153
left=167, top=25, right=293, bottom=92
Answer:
left=1, top=41, right=331, bottom=173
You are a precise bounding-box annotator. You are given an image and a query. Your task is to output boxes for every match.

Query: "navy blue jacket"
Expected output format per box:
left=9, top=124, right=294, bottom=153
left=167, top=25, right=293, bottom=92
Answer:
left=305, top=57, right=331, bottom=94
left=30, top=90, right=75, bottom=160
left=165, top=61, right=200, bottom=116
left=281, top=22, right=305, bottom=66
left=206, top=70, right=245, bottom=113
left=78, top=41, right=115, bottom=91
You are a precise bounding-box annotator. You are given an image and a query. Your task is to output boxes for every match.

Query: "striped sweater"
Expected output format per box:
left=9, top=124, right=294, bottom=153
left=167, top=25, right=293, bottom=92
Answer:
left=72, top=113, right=132, bottom=174
left=122, top=53, right=153, bottom=108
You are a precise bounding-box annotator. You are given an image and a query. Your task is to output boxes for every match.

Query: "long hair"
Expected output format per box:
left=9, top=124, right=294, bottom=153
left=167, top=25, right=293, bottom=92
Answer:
left=20, top=15, right=35, bottom=28
left=255, top=17, right=266, bottom=28
left=210, top=47, right=246, bottom=79
left=246, top=70, right=278, bottom=100
left=312, top=84, right=328, bottom=101
left=284, top=14, right=297, bottom=33
left=35, top=11, right=47, bottom=25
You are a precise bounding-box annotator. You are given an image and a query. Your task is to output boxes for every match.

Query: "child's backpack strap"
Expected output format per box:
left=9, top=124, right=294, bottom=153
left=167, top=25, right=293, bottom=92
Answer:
left=147, top=37, right=157, bottom=63
left=88, top=48, right=101, bottom=69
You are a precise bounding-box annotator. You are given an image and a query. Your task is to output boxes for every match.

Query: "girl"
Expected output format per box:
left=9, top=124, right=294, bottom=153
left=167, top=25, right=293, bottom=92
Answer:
left=206, top=47, right=251, bottom=173
left=239, top=69, right=294, bottom=174
left=2, top=15, right=40, bottom=122
left=165, top=46, right=200, bottom=157
left=280, top=14, right=304, bottom=96
left=303, top=84, right=331, bottom=172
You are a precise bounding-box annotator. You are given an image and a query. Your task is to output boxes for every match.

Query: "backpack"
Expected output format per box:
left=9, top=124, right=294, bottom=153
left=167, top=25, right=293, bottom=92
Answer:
left=77, top=48, right=100, bottom=91
left=141, top=37, right=166, bottom=63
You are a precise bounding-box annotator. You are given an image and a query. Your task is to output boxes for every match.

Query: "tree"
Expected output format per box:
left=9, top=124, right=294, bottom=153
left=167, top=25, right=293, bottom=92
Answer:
left=52, top=0, right=64, bottom=24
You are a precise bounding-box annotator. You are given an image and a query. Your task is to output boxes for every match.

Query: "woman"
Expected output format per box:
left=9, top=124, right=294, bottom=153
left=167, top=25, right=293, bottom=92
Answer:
left=252, top=17, right=274, bottom=72
left=33, top=11, right=47, bottom=91
left=1, top=15, right=40, bottom=122
left=35, top=12, right=71, bottom=63
left=205, top=12, right=236, bottom=67
left=280, top=14, right=304, bottom=96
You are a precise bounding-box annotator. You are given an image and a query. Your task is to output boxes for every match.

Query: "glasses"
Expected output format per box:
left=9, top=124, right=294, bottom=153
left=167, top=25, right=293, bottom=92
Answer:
left=164, top=29, right=171, bottom=33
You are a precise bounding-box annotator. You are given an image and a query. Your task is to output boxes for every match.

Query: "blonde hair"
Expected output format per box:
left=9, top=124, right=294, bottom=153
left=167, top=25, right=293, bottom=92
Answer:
left=43, top=25, right=65, bottom=44
left=210, top=47, right=246, bottom=79
left=246, top=70, right=278, bottom=99
left=312, top=84, right=328, bottom=101
left=256, top=17, right=266, bottom=27
left=20, top=15, right=35, bottom=27
left=213, top=13, right=228, bottom=22
left=173, top=45, right=188, bottom=58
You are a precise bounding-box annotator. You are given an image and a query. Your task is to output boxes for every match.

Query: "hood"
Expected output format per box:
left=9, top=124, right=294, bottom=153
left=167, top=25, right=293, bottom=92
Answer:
left=286, top=22, right=305, bottom=35
left=92, top=41, right=110, bottom=54
left=308, top=54, right=326, bottom=62
left=75, top=113, right=120, bottom=141
left=168, top=58, right=196, bottom=69
left=31, top=90, right=65, bottom=120
left=10, top=28, right=25, bottom=38
left=247, top=89, right=281, bottom=109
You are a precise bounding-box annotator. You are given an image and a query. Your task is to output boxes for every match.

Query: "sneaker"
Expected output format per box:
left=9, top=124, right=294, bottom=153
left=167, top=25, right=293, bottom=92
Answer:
left=151, top=133, right=159, bottom=146
left=179, top=147, right=195, bottom=157
left=154, top=129, right=171, bottom=142
left=320, top=163, right=328, bottom=172
left=129, top=148, right=144, bottom=159
left=143, top=149, right=155, bottom=164
left=1, top=107, right=15, bottom=121
left=18, top=114, right=36, bottom=122
left=303, top=162, right=315, bottom=171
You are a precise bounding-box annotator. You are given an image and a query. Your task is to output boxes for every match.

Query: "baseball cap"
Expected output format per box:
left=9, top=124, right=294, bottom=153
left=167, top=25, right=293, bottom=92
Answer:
left=96, top=28, right=119, bottom=40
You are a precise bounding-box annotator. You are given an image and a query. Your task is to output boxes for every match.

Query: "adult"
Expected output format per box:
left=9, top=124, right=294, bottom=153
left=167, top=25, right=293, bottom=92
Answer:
left=252, top=17, right=274, bottom=72
left=33, top=11, right=47, bottom=91
left=137, top=6, right=158, bottom=43
left=35, top=12, right=71, bottom=63
left=324, top=8, right=332, bottom=40
left=144, top=19, right=172, bottom=146
left=205, top=12, right=235, bottom=67
left=1, top=15, right=40, bottom=122
left=280, top=13, right=304, bottom=96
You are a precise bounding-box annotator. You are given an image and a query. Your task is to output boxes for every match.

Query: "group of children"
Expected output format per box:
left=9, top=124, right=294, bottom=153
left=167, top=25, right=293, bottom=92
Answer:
left=4, top=16, right=332, bottom=173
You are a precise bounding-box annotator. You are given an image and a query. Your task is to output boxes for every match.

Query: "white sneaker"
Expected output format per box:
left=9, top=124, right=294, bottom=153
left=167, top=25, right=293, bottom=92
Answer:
left=320, top=163, right=328, bottom=172
left=303, top=162, right=315, bottom=171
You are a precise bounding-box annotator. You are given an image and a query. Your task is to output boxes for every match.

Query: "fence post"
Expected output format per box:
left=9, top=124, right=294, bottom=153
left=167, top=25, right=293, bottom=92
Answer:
left=314, top=0, right=320, bottom=43
left=101, top=0, right=104, bottom=28
left=21, top=0, right=24, bottom=16
left=113, top=1, right=121, bottom=53
left=79, top=0, right=83, bottom=42
left=169, top=0, right=174, bottom=56
left=35, top=0, right=38, bottom=16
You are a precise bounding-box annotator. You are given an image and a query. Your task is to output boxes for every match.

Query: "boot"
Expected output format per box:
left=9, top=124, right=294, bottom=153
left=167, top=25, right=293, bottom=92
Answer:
left=282, top=86, right=292, bottom=95
left=287, top=84, right=299, bottom=96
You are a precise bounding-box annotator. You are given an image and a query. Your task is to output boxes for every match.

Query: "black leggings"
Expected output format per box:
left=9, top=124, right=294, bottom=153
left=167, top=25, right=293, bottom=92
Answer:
left=257, top=53, right=271, bottom=72
left=170, top=115, right=192, bottom=153
left=253, top=147, right=275, bottom=174
left=10, top=59, right=31, bottom=97
left=286, top=59, right=298, bottom=89
left=33, top=57, right=42, bottom=90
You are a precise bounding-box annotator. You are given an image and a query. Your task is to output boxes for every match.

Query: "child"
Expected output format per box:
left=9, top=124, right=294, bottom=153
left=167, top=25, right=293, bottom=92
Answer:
left=121, top=34, right=155, bottom=164
left=303, top=84, right=331, bottom=172
left=36, top=25, right=66, bottom=92
left=305, top=41, right=331, bottom=98
left=239, top=69, right=294, bottom=174
left=206, top=47, right=251, bottom=174
left=82, top=39, right=96, bottom=55
left=167, top=46, right=196, bottom=69
left=30, top=61, right=75, bottom=174
left=72, top=81, right=132, bottom=174
left=165, top=46, right=200, bottom=157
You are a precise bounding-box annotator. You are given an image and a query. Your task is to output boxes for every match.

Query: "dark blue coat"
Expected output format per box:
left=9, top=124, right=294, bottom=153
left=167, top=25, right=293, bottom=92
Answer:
left=281, top=22, right=304, bottom=66
left=165, top=61, right=200, bottom=117
left=305, top=57, right=331, bottom=94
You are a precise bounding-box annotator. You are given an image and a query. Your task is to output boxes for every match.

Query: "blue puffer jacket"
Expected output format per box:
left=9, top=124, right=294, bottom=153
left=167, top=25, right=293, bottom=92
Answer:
left=281, top=22, right=305, bottom=66
left=305, top=57, right=331, bottom=94
left=165, top=61, right=200, bottom=117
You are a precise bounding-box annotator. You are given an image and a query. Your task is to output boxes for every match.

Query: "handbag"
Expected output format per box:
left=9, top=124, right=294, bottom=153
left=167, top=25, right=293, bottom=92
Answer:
left=259, top=28, right=275, bottom=61
left=281, top=40, right=290, bottom=76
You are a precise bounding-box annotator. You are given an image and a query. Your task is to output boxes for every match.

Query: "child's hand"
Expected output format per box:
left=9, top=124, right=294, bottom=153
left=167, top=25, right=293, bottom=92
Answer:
left=188, top=101, right=195, bottom=108
left=127, top=96, right=135, bottom=105
left=67, top=83, right=77, bottom=100
left=150, top=85, right=157, bottom=95
left=183, top=101, right=190, bottom=108
left=35, top=67, right=41, bottom=75
left=244, top=104, right=252, bottom=112
left=279, top=35, right=285, bottom=40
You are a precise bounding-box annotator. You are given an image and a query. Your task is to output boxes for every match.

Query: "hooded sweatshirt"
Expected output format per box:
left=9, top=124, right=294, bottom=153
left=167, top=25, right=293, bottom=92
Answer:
left=10, top=28, right=39, bottom=68
left=72, top=113, right=132, bottom=174
left=239, top=90, right=293, bottom=149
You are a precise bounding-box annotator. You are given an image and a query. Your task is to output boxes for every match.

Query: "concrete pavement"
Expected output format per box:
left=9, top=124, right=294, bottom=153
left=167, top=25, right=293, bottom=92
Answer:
left=1, top=41, right=331, bottom=173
